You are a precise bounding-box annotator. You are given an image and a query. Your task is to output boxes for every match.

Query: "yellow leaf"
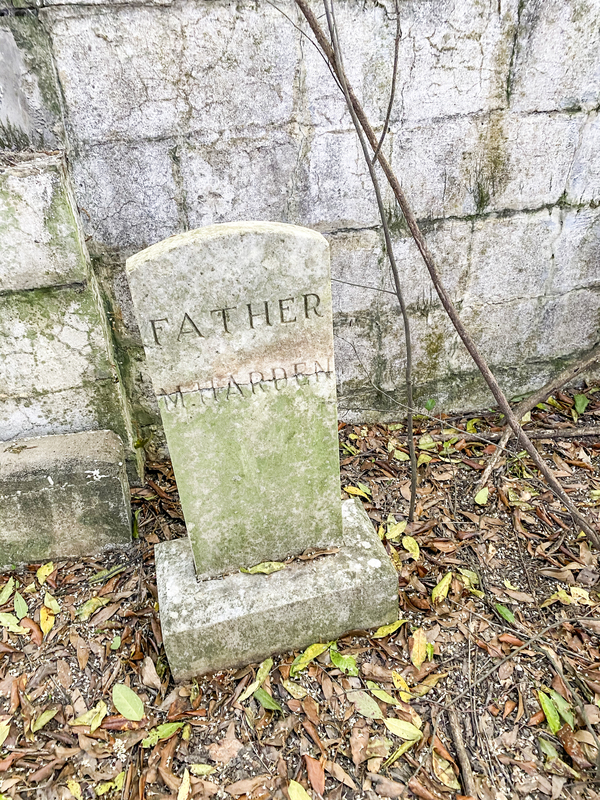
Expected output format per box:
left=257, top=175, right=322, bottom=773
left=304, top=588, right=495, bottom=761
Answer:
left=77, top=596, right=109, bottom=620
left=387, top=521, right=407, bottom=540
left=240, top=562, right=286, bottom=575
left=383, top=738, right=417, bottom=767
left=431, top=572, right=452, bottom=604
left=69, top=700, right=108, bottom=733
left=177, top=769, right=191, bottom=800
left=392, top=671, right=412, bottom=702
left=40, top=606, right=55, bottom=636
left=345, top=486, right=370, bottom=500
left=67, top=781, right=82, bottom=800
left=282, top=679, right=308, bottom=699
left=288, top=781, right=312, bottom=800
left=411, top=672, right=448, bottom=697
left=570, top=586, right=592, bottom=605
left=394, top=450, right=410, bottom=461
left=0, top=719, right=11, bottom=748
left=372, top=619, right=406, bottom=639
left=410, top=628, right=428, bottom=669
left=417, top=452, right=432, bottom=468
left=474, top=487, right=489, bottom=506
left=190, top=764, right=215, bottom=777
left=290, top=642, right=331, bottom=676
left=383, top=717, right=422, bottom=741
left=402, top=536, right=420, bottom=560
left=44, top=592, right=61, bottom=614
left=432, top=751, right=461, bottom=790
left=36, top=562, right=54, bottom=585
left=31, top=707, right=58, bottom=733
left=542, top=589, right=573, bottom=607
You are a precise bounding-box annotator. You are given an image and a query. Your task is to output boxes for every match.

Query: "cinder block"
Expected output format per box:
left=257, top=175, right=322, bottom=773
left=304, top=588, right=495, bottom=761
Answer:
left=0, top=430, right=131, bottom=568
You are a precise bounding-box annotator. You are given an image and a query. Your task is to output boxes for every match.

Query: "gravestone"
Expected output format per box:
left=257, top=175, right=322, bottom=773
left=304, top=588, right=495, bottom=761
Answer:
left=126, top=222, right=398, bottom=679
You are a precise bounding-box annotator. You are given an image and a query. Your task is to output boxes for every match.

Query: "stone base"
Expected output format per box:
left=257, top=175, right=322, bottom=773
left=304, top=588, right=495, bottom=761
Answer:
left=156, top=499, right=399, bottom=680
left=0, top=431, right=131, bottom=569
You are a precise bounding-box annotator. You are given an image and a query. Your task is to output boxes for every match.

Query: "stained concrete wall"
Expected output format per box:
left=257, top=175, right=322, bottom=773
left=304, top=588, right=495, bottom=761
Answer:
left=1, top=0, right=599, bottom=454
left=0, top=152, right=140, bottom=474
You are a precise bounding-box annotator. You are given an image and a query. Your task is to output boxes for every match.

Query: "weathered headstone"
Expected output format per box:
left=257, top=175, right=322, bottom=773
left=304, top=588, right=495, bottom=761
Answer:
left=127, top=222, right=398, bottom=678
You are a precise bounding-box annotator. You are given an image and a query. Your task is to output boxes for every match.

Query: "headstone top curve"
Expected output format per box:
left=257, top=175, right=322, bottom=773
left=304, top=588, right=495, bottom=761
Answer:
left=125, top=221, right=328, bottom=274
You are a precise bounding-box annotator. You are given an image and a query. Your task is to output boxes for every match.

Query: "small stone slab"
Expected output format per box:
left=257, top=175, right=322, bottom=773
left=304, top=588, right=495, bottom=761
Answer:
left=126, top=222, right=342, bottom=578
left=0, top=430, right=131, bottom=568
left=156, top=499, right=399, bottom=680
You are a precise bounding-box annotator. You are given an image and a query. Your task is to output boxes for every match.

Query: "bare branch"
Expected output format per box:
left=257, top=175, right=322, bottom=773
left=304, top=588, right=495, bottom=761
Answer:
left=323, top=0, right=417, bottom=520
left=293, top=0, right=599, bottom=547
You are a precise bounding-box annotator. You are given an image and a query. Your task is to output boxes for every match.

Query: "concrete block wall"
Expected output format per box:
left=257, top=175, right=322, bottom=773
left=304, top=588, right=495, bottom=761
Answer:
left=1, top=0, right=599, bottom=454
left=0, top=152, right=140, bottom=475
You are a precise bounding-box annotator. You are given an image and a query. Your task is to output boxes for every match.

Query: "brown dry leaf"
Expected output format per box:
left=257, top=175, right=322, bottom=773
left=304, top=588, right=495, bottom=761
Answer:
left=368, top=773, right=406, bottom=798
left=350, top=722, right=370, bottom=766
left=208, top=722, right=243, bottom=764
left=407, top=776, right=442, bottom=800
left=55, top=660, right=71, bottom=690
left=141, top=656, right=162, bottom=692
left=324, top=760, right=357, bottom=789
left=504, top=588, right=535, bottom=604
left=361, top=663, right=393, bottom=682
left=20, top=618, right=42, bottom=646
left=301, top=695, right=320, bottom=726
left=556, top=725, right=593, bottom=770
left=304, top=754, right=325, bottom=796
left=225, top=775, right=275, bottom=797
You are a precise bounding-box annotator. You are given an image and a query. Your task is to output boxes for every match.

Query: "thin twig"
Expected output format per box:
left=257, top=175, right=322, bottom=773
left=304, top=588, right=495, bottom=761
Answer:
left=323, top=0, right=417, bottom=520
left=292, top=0, right=599, bottom=548
left=371, top=0, right=401, bottom=164
left=447, top=705, right=478, bottom=798
left=476, top=342, right=600, bottom=491
left=446, top=616, right=597, bottom=709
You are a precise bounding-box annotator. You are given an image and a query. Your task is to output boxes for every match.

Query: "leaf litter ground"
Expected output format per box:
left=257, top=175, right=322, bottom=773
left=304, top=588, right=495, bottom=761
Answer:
left=1, top=388, right=600, bottom=800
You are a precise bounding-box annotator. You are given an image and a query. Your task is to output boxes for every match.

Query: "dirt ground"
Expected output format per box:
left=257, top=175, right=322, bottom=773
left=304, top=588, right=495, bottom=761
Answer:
left=1, top=386, right=600, bottom=800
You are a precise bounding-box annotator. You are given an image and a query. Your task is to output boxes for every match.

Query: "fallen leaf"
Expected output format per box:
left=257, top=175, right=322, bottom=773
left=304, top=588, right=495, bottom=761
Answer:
left=350, top=723, right=370, bottom=766
left=538, top=691, right=561, bottom=734
left=410, top=628, right=428, bottom=668
left=372, top=619, right=406, bottom=639
left=36, top=563, right=54, bottom=585
left=39, top=607, right=55, bottom=637
left=324, top=760, right=357, bottom=789
left=304, top=754, right=325, bottom=795
left=225, top=775, right=274, bottom=797
left=431, top=572, right=452, bottom=604
left=20, top=618, right=42, bottom=645
left=288, top=780, right=312, bottom=800
left=383, top=717, right=422, bottom=741
left=177, top=768, right=191, bottom=800
left=347, top=690, right=384, bottom=720
left=208, top=722, right=243, bottom=764
left=290, top=642, right=331, bottom=677
left=432, top=750, right=460, bottom=790
left=112, top=684, right=144, bottom=722
left=69, top=700, right=108, bottom=733
left=281, top=679, right=307, bottom=699
left=141, top=656, right=162, bottom=692
left=474, top=487, right=489, bottom=506
left=402, top=535, right=420, bottom=559
left=240, top=561, right=286, bottom=575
